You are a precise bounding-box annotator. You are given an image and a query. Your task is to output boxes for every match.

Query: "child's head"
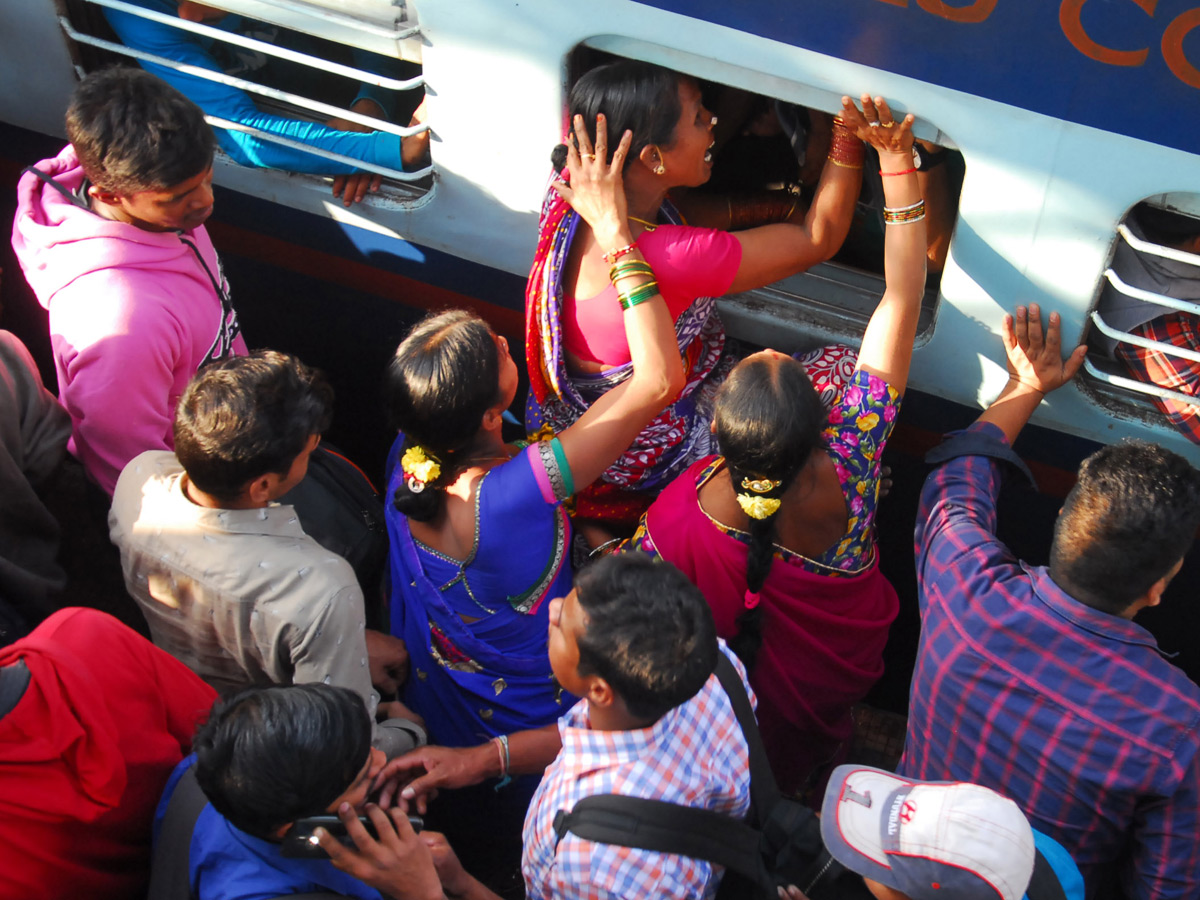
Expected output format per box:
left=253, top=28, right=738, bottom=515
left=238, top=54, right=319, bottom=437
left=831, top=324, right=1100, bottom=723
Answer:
left=193, top=683, right=383, bottom=839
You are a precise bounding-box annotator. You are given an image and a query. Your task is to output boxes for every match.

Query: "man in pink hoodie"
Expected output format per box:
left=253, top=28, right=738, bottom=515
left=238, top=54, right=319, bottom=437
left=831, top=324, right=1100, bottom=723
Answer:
left=11, top=66, right=247, bottom=495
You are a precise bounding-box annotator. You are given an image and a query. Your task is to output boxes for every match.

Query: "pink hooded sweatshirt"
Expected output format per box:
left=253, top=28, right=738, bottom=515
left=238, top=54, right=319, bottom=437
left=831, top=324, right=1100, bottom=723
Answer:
left=11, top=145, right=248, bottom=495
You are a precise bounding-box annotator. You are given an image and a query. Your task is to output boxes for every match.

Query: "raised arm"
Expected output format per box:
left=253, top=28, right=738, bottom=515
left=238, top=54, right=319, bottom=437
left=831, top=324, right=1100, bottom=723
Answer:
left=844, top=95, right=925, bottom=392
left=553, top=115, right=687, bottom=490
left=723, top=110, right=863, bottom=293
left=978, top=303, right=1087, bottom=445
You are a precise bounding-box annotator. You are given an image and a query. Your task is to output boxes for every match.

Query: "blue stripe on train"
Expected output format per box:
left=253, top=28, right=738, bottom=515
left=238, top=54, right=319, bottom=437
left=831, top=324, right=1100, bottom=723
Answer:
left=632, top=0, right=1200, bottom=156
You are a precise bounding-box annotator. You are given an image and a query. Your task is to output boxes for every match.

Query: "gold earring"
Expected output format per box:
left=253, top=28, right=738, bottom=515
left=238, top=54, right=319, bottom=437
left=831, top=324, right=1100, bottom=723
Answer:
left=655, top=164, right=665, bottom=175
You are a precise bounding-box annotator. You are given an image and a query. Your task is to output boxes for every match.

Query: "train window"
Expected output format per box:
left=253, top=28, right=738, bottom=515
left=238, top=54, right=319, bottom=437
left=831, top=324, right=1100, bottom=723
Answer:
left=565, top=45, right=963, bottom=353
left=1082, top=199, right=1200, bottom=440
left=54, top=0, right=431, bottom=201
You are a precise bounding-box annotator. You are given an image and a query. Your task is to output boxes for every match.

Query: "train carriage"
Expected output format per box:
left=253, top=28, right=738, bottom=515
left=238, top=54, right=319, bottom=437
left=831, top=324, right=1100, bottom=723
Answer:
left=1, top=0, right=1198, bottom=692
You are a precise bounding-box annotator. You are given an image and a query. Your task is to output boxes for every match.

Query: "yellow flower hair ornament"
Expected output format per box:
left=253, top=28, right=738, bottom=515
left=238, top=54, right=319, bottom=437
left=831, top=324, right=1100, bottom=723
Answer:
left=736, top=493, right=782, bottom=520
left=401, top=446, right=442, bottom=493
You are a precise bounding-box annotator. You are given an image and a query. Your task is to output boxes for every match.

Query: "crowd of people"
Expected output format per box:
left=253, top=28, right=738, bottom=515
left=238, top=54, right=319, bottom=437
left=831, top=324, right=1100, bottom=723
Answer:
left=1, top=55, right=1198, bottom=900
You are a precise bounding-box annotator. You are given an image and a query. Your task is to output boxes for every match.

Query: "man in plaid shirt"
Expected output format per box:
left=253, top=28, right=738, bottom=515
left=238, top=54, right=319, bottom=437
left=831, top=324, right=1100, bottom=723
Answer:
left=522, top=554, right=752, bottom=900
left=901, top=305, right=1200, bottom=900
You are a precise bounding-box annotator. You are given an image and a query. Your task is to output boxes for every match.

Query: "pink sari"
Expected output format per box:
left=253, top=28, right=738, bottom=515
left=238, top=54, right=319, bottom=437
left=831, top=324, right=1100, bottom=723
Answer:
left=637, top=455, right=898, bottom=796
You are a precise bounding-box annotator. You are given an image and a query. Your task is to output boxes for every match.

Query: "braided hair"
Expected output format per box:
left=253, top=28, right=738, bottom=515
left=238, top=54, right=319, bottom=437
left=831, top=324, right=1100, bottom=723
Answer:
left=384, top=310, right=501, bottom=522
left=714, top=354, right=826, bottom=669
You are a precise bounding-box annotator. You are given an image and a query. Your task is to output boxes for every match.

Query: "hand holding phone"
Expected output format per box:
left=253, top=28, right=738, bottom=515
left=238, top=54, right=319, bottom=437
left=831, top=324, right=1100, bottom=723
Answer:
left=311, top=802, right=445, bottom=900
left=282, top=813, right=423, bottom=858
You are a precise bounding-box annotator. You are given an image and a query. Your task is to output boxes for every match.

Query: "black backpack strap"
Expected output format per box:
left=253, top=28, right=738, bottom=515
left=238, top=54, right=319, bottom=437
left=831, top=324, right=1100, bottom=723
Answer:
left=553, top=794, right=765, bottom=883
left=713, top=652, right=782, bottom=819
left=22, top=166, right=91, bottom=211
left=147, top=766, right=208, bottom=900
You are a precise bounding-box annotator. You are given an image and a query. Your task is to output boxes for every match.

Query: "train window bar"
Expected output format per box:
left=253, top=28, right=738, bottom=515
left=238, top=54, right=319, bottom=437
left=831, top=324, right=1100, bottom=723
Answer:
left=1083, top=358, right=1200, bottom=409
left=1083, top=221, right=1200, bottom=411
left=59, top=2, right=428, bottom=183
left=211, top=0, right=419, bottom=42
left=82, top=0, right=421, bottom=94
left=1089, top=309, right=1200, bottom=365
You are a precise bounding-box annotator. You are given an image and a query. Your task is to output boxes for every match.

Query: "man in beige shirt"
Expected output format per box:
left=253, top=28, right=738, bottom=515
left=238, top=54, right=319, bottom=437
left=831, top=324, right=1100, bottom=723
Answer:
left=110, top=350, right=423, bottom=757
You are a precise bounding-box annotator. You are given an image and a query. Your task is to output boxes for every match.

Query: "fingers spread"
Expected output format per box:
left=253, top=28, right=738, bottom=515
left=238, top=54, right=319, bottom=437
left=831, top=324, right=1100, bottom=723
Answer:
left=1026, top=303, right=1044, bottom=350
left=593, top=113, right=608, bottom=165
left=610, top=129, right=633, bottom=172
left=1063, top=344, right=1089, bottom=381
left=861, top=93, right=879, bottom=122
left=342, top=801, right=380, bottom=853
left=1044, top=310, right=1062, bottom=353
left=1001, top=314, right=1018, bottom=353
left=388, top=806, right=418, bottom=838
left=1014, top=305, right=1030, bottom=350
left=572, top=114, right=595, bottom=159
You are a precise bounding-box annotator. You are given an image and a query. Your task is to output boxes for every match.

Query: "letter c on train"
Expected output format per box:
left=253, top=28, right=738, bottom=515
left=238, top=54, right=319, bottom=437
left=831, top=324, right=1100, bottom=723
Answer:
left=1059, top=0, right=1155, bottom=66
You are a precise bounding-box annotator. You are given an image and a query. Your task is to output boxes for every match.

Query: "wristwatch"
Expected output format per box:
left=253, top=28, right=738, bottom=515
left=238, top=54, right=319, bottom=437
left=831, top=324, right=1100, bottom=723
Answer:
left=912, top=144, right=949, bottom=171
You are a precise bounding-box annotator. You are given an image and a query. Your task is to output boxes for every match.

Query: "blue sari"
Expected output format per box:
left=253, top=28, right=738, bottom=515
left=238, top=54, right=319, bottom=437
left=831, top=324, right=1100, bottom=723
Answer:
left=385, top=435, right=576, bottom=749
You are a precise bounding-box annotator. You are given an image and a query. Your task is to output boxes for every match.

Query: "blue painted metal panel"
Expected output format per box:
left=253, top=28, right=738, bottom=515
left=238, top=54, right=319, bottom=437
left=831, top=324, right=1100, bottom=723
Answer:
left=633, top=0, right=1200, bottom=154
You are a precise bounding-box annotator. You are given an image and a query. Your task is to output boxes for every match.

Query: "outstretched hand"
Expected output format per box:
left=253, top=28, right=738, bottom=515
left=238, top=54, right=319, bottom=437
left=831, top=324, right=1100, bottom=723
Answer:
left=1001, top=303, right=1088, bottom=395
left=839, top=94, right=914, bottom=156
left=372, top=744, right=490, bottom=814
left=552, top=114, right=634, bottom=247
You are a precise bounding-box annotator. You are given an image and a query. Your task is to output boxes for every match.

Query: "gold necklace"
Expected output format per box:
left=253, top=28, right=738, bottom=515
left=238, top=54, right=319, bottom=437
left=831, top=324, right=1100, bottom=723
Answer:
left=628, top=215, right=658, bottom=230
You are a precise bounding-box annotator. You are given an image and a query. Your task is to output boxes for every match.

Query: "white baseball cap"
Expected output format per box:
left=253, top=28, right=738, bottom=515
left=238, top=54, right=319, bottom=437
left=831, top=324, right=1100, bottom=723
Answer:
left=821, top=765, right=1036, bottom=900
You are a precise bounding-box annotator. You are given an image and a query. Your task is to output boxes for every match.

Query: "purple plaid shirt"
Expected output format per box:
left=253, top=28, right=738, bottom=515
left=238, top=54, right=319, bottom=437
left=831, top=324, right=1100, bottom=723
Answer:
left=521, top=644, right=752, bottom=900
left=900, top=422, right=1200, bottom=900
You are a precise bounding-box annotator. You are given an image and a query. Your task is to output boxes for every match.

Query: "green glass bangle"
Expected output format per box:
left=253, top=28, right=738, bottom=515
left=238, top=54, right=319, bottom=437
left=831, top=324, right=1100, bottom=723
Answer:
left=619, top=280, right=660, bottom=310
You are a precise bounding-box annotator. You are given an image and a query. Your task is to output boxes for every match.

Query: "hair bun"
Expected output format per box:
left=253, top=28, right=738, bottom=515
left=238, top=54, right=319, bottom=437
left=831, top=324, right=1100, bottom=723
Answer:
left=551, top=144, right=569, bottom=174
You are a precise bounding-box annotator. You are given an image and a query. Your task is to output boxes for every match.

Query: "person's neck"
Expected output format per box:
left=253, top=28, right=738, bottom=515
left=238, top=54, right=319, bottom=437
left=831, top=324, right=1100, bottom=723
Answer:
left=183, top=474, right=263, bottom=510
left=623, top=176, right=668, bottom=225
left=463, top=424, right=511, bottom=467
left=88, top=194, right=174, bottom=233
left=586, top=699, right=656, bottom=733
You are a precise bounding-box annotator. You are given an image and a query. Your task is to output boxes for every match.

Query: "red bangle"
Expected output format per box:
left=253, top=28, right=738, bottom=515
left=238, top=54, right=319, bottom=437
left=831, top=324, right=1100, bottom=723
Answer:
left=602, top=241, right=639, bottom=264
left=880, top=167, right=918, bottom=177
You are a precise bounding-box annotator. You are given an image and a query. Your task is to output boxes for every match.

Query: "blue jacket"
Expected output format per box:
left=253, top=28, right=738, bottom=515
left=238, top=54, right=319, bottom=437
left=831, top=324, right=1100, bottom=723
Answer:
left=155, top=757, right=382, bottom=900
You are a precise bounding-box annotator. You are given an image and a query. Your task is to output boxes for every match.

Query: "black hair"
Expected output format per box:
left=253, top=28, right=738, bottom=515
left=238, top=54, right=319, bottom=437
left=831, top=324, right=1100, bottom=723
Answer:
left=193, top=683, right=372, bottom=839
left=65, top=66, right=215, bottom=194
left=1131, top=203, right=1200, bottom=249
left=1050, top=440, right=1200, bottom=615
left=573, top=554, right=717, bottom=723
left=385, top=310, right=501, bottom=522
left=552, top=60, right=683, bottom=173
left=173, top=350, right=333, bottom=503
left=714, top=355, right=826, bottom=669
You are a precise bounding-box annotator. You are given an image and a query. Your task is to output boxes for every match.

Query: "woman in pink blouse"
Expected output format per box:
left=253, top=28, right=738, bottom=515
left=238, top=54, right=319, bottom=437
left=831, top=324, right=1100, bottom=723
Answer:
left=526, top=59, right=866, bottom=528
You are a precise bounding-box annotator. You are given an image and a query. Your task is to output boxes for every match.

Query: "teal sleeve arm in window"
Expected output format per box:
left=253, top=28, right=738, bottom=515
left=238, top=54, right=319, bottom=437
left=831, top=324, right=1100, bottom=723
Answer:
left=102, top=1, right=406, bottom=175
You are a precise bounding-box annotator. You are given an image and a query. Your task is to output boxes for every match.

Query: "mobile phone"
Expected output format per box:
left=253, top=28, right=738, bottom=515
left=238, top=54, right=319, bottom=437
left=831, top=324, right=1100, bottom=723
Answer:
left=281, top=813, right=424, bottom=858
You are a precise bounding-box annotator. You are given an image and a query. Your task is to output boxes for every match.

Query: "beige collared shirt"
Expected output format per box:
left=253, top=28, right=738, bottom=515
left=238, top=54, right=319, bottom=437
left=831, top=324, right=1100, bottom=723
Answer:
left=110, top=451, right=382, bottom=713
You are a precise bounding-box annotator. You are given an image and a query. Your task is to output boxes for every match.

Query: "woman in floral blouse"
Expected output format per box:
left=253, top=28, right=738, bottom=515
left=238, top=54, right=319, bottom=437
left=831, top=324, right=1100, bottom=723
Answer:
left=625, top=94, right=926, bottom=797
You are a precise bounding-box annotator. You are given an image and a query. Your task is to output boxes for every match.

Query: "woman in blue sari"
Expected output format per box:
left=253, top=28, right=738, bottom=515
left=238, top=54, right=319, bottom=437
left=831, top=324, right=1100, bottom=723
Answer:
left=382, top=121, right=681, bottom=813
